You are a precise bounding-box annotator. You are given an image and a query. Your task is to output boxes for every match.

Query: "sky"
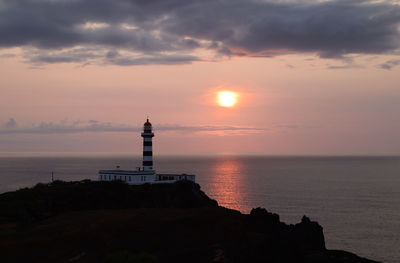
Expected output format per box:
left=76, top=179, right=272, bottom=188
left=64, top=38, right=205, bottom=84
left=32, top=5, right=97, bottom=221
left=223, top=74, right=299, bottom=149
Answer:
left=0, top=0, right=400, bottom=155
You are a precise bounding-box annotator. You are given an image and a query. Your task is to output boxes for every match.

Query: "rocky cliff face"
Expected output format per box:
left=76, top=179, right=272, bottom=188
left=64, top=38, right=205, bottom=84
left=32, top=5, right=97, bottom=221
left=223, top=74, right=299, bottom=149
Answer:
left=247, top=207, right=325, bottom=250
left=0, top=180, right=378, bottom=263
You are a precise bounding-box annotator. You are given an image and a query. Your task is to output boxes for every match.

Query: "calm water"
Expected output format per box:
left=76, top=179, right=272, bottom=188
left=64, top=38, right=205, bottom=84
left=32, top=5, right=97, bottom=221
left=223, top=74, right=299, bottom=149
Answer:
left=0, top=154, right=399, bottom=263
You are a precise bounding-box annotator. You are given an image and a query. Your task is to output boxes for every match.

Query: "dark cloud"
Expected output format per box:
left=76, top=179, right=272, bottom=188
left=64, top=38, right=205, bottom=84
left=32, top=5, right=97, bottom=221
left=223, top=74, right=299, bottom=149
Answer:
left=0, top=119, right=265, bottom=134
left=104, top=50, right=200, bottom=66
left=0, top=0, right=399, bottom=65
left=26, top=48, right=100, bottom=63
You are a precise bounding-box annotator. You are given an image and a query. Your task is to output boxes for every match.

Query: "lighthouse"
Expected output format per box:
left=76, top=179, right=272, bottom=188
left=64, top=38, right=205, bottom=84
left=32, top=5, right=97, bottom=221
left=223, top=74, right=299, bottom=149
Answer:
left=141, top=119, right=154, bottom=171
left=98, top=118, right=195, bottom=184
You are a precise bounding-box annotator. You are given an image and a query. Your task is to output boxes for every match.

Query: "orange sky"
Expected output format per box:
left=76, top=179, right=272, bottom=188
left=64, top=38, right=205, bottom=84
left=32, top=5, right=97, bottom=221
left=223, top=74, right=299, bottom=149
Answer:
left=1, top=48, right=399, bottom=155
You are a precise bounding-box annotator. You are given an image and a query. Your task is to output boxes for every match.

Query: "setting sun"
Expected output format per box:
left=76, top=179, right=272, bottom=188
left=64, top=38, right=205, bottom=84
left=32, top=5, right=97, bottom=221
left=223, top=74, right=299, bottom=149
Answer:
left=217, top=91, right=238, bottom=107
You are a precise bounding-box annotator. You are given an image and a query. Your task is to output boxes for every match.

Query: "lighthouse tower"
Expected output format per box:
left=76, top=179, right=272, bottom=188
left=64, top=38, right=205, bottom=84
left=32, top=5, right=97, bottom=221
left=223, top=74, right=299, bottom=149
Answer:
left=98, top=118, right=195, bottom=184
left=141, top=119, right=154, bottom=171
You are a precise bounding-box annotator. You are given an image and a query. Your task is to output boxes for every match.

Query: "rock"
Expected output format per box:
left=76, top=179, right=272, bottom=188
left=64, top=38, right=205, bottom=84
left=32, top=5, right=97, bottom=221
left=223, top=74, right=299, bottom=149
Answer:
left=292, top=215, right=326, bottom=251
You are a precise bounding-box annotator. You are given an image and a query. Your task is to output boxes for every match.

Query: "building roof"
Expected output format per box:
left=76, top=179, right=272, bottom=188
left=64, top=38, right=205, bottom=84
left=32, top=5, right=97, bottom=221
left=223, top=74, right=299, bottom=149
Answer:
left=157, top=174, right=195, bottom=177
left=99, top=170, right=155, bottom=175
left=98, top=170, right=195, bottom=177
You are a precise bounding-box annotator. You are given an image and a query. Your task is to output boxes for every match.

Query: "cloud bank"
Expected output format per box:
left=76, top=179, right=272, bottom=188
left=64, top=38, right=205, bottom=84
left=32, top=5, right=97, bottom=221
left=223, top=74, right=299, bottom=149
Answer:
left=0, top=119, right=265, bottom=135
left=0, top=0, right=399, bottom=65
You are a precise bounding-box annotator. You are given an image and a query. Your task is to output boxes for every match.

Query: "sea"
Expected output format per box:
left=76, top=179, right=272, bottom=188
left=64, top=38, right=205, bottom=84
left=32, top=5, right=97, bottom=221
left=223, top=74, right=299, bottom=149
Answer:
left=0, top=154, right=399, bottom=263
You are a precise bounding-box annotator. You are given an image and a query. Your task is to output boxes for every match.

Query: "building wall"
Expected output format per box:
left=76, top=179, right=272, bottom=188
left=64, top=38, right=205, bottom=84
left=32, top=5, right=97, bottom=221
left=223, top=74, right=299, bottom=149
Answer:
left=99, top=173, right=194, bottom=185
left=99, top=173, right=157, bottom=184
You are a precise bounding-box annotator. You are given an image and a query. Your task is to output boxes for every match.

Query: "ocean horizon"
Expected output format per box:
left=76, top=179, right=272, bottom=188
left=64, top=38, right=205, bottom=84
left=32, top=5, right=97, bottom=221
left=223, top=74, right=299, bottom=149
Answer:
left=0, top=154, right=399, bottom=263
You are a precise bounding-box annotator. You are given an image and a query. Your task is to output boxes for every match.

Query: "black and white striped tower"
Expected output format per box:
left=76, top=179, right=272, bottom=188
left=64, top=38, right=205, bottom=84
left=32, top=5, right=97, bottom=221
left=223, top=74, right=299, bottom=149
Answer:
left=141, top=119, right=154, bottom=171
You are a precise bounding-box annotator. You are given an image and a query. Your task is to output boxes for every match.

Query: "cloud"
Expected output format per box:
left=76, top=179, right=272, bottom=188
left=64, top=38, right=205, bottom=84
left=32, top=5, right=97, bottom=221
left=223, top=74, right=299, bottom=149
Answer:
left=0, top=0, right=399, bottom=65
left=380, top=59, right=400, bottom=69
left=0, top=53, right=16, bottom=58
left=103, top=50, right=200, bottom=66
left=0, top=119, right=266, bottom=135
left=25, top=47, right=100, bottom=64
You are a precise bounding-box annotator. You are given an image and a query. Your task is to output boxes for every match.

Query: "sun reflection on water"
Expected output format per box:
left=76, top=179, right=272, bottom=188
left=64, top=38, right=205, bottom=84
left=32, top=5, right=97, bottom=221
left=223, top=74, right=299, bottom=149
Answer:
left=206, top=156, right=247, bottom=212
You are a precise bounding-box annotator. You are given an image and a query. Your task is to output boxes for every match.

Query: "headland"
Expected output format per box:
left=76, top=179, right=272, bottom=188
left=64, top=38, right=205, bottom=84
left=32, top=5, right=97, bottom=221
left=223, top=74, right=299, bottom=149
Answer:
left=0, top=180, right=378, bottom=263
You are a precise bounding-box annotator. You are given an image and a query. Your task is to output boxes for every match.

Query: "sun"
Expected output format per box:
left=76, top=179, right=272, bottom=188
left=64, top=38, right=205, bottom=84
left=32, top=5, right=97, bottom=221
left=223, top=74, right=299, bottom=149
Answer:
left=217, top=91, right=238, bottom=107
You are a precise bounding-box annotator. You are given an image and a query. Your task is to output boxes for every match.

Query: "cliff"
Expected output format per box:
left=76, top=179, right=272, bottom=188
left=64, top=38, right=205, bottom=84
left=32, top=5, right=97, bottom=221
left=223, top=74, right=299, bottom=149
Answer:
left=0, top=180, right=378, bottom=263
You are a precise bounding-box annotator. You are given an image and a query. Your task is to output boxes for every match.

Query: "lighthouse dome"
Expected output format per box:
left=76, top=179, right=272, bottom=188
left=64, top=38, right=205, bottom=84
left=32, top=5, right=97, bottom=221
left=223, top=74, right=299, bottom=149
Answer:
left=144, top=119, right=152, bottom=126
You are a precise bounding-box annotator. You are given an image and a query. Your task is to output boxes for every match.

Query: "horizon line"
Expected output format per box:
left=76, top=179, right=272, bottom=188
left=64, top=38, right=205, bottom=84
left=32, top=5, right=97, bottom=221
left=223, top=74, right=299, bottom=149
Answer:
left=1, top=151, right=399, bottom=158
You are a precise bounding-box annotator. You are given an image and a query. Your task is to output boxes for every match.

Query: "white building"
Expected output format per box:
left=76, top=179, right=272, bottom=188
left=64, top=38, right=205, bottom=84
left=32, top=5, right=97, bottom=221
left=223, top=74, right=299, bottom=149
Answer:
left=98, top=119, right=195, bottom=184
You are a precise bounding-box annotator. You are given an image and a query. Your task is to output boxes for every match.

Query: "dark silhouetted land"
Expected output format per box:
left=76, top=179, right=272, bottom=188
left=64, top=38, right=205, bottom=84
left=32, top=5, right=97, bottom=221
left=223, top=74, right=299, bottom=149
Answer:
left=0, top=180, right=378, bottom=263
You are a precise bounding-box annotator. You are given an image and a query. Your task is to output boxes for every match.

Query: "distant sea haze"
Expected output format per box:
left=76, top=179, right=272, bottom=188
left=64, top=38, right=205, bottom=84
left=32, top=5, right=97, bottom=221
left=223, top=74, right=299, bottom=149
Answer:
left=0, top=155, right=399, bottom=263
